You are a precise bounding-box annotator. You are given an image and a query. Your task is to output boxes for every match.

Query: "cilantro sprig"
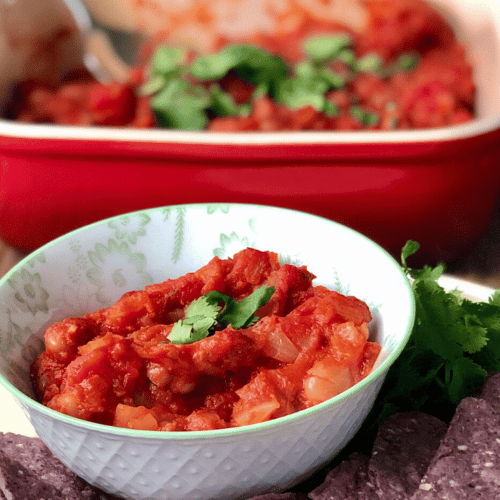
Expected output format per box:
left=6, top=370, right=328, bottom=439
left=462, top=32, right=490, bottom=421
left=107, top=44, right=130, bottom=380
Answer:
left=139, top=44, right=287, bottom=130
left=168, top=285, right=275, bottom=344
left=339, top=240, right=500, bottom=458
left=368, top=241, right=500, bottom=430
left=139, top=35, right=420, bottom=130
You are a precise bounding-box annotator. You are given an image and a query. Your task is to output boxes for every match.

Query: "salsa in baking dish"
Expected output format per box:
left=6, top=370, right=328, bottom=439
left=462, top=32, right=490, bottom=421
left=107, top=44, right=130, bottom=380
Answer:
left=9, top=0, right=474, bottom=131
left=30, top=248, right=380, bottom=432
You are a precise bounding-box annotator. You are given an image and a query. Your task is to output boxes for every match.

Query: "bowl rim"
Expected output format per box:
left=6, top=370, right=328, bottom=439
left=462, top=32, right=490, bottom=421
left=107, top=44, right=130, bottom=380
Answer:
left=0, top=202, right=416, bottom=439
left=0, top=115, right=498, bottom=146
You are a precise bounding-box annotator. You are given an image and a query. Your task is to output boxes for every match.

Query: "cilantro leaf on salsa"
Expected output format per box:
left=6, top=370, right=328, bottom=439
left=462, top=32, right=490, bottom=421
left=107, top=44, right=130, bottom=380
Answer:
left=168, top=285, right=275, bottom=344
left=303, top=33, right=352, bottom=61
left=150, top=79, right=211, bottom=130
left=218, top=284, right=276, bottom=329
left=190, top=44, right=288, bottom=88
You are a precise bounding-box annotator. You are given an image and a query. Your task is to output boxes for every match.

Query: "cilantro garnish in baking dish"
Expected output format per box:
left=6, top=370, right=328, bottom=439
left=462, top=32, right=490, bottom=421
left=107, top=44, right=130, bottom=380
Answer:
left=139, top=34, right=419, bottom=130
left=168, top=285, right=275, bottom=344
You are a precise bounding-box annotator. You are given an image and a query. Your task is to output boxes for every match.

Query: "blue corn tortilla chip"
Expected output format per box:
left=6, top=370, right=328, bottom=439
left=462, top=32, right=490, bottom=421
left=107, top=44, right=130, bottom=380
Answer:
left=368, top=411, right=447, bottom=499
left=0, top=432, right=115, bottom=500
left=479, top=371, right=500, bottom=412
left=308, top=452, right=377, bottom=500
left=411, top=397, right=500, bottom=499
left=0, top=447, right=68, bottom=499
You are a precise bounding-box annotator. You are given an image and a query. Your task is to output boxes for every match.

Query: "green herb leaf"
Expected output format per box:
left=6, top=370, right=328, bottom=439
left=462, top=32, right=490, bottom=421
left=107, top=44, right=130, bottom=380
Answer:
left=277, top=61, right=344, bottom=112
left=189, top=47, right=246, bottom=81
left=219, top=284, right=276, bottom=329
left=252, top=82, right=270, bottom=100
left=393, top=53, right=419, bottom=72
left=411, top=279, right=468, bottom=360
left=168, top=320, right=199, bottom=344
left=275, top=77, right=327, bottom=110
left=143, top=39, right=421, bottom=131
left=490, top=289, right=500, bottom=306
left=350, top=105, right=380, bottom=126
left=209, top=84, right=241, bottom=116
left=185, top=294, right=221, bottom=322
left=151, top=46, right=187, bottom=76
left=190, top=44, right=288, bottom=88
left=402, top=240, right=445, bottom=281
left=233, top=47, right=289, bottom=88
left=355, top=53, right=384, bottom=74
left=447, top=356, right=487, bottom=405
left=294, top=60, right=317, bottom=80
left=303, top=34, right=352, bottom=61
left=138, top=46, right=187, bottom=97
left=317, top=67, right=345, bottom=89
left=138, top=74, right=167, bottom=96
left=337, top=48, right=356, bottom=66
left=401, top=240, right=420, bottom=268
left=168, top=295, right=221, bottom=344
left=369, top=241, right=500, bottom=426
left=323, top=99, right=339, bottom=117
left=168, top=285, right=275, bottom=344
left=150, top=79, right=210, bottom=130
left=345, top=242, right=500, bottom=461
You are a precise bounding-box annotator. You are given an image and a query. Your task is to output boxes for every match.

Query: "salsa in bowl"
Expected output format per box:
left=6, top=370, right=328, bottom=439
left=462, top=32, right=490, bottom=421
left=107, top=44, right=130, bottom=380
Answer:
left=31, top=248, right=381, bottom=432
left=0, top=203, right=414, bottom=500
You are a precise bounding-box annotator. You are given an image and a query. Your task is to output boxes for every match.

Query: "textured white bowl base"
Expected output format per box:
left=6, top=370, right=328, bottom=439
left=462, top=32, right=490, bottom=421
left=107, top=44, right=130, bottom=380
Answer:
left=22, top=373, right=383, bottom=500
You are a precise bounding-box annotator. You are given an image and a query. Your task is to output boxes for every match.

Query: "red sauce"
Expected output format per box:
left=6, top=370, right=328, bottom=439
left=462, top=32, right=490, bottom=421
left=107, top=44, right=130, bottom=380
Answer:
left=9, top=0, right=474, bottom=131
left=30, top=248, right=380, bottom=431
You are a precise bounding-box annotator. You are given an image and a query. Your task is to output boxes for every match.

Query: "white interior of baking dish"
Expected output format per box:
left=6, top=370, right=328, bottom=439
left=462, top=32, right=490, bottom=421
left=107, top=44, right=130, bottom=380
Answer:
left=0, top=0, right=498, bottom=144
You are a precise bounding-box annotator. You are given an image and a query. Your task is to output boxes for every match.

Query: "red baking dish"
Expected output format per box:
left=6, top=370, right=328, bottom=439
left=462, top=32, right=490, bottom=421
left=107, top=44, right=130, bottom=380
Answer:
left=1, top=0, right=500, bottom=264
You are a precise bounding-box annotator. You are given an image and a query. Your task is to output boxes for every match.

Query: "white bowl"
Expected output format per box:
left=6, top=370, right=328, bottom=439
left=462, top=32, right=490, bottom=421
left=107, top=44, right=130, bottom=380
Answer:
left=0, top=203, right=414, bottom=500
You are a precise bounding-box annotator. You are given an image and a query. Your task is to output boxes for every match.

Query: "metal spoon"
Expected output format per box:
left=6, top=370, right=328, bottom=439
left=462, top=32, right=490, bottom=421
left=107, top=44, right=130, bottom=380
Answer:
left=61, top=0, right=144, bottom=82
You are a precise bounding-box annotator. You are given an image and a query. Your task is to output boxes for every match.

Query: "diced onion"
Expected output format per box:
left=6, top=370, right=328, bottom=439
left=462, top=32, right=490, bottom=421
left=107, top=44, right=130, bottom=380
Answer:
left=263, top=329, right=300, bottom=363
